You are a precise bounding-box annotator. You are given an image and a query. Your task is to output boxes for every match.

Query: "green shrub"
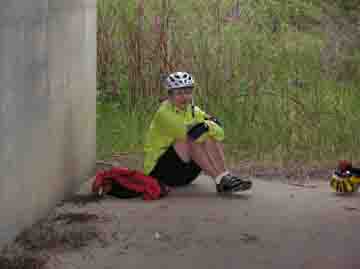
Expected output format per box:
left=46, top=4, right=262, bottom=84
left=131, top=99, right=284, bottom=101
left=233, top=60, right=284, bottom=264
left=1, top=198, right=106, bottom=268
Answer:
left=97, top=0, right=360, bottom=163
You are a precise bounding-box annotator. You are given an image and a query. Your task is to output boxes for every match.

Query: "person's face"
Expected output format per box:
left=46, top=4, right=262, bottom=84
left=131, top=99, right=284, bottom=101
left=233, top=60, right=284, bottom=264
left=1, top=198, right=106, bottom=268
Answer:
left=170, top=87, right=193, bottom=109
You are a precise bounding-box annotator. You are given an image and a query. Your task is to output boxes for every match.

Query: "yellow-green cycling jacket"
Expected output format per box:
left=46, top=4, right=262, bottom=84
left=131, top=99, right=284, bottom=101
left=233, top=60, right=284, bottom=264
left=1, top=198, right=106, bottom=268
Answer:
left=143, top=100, right=225, bottom=175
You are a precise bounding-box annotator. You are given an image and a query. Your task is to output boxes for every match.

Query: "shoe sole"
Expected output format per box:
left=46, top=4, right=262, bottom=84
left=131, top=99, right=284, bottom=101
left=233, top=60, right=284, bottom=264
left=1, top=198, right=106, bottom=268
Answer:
left=232, top=182, right=252, bottom=192
left=218, top=182, right=252, bottom=194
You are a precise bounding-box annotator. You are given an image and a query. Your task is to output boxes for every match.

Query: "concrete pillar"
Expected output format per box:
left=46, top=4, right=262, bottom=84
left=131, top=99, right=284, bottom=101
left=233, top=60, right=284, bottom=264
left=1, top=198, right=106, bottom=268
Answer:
left=0, top=0, right=96, bottom=248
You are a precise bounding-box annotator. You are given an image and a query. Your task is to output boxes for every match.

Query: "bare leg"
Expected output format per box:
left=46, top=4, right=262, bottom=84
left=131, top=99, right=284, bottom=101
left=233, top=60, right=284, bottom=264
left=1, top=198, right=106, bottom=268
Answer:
left=173, top=138, right=228, bottom=180
left=173, top=139, right=252, bottom=192
left=173, top=141, right=191, bottom=162
left=189, top=141, right=222, bottom=178
left=203, top=138, right=226, bottom=174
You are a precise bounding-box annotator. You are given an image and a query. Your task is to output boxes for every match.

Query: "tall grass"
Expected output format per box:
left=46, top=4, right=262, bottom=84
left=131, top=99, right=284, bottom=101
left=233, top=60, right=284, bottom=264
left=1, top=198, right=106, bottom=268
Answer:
left=97, top=0, right=360, bottom=163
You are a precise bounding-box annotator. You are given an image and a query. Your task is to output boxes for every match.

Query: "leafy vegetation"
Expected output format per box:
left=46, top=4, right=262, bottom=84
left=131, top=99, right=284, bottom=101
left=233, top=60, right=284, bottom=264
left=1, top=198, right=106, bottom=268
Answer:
left=97, top=0, right=360, bottom=164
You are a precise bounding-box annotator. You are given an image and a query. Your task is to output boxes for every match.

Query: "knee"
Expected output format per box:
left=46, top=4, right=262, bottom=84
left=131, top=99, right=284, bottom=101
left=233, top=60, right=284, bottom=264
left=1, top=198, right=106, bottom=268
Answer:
left=188, top=137, right=216, bottom=148
left=202, top=138, right=224, bottom=152
left=173, top=140, right=192, bottom=162
left=174, top=140, right=191, bottom=152
left=203, top=137, right=219, bottom=146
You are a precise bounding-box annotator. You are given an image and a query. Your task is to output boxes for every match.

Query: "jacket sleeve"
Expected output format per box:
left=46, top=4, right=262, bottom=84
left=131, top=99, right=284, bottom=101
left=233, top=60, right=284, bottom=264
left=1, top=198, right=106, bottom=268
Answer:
left=193, top=106, right=225, bottom=142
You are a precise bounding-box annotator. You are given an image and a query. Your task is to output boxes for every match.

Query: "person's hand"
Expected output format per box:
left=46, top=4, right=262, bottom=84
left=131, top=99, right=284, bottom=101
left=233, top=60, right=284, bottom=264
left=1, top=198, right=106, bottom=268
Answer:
left=187, top=122, right=209, bottom=141
left=205, top=116, right=223, bottom=127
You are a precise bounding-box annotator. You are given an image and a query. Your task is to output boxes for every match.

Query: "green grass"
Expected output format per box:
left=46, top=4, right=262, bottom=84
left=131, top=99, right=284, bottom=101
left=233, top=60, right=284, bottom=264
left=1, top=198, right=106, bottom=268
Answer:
left=96, top=0, right=360, bottom=164
left=96, top=95, right=158, bottom=160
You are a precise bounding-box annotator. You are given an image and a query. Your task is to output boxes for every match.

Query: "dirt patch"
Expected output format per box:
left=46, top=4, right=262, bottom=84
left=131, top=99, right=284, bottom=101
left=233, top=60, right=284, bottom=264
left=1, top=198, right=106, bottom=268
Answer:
left=0, top=211, right=111, bottom=269
left=0, top=248, right=47, bottom=269
left=61, top=193, right=102, bottom=207
left=15, top=212, right=108, bottom=252
left=52, top=212, right=100, bottom=225
left=231, top=159, right=335, bottom=183
left=239, top=233, right=260, bottom=244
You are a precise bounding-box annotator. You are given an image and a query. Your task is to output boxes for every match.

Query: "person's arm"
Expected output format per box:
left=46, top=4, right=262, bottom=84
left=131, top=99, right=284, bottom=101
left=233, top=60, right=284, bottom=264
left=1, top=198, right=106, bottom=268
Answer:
left=192, top=106, right=225, bottom=142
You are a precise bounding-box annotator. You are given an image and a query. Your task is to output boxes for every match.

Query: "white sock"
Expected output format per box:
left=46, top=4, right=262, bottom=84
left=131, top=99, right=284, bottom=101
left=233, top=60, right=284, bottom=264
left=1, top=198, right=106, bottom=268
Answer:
left=214, top=171, right=230, bottom=184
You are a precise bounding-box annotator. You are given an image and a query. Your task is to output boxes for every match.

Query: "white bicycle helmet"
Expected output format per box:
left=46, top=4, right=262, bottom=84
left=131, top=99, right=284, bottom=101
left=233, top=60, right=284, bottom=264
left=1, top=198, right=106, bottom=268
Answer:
left=165, top=72, right=195, bottom=90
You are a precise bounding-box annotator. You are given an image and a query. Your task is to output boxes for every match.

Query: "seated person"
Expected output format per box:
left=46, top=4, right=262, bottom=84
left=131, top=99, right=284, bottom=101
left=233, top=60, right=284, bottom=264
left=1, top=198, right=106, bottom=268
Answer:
left=143, top=71, right=252, bottom=193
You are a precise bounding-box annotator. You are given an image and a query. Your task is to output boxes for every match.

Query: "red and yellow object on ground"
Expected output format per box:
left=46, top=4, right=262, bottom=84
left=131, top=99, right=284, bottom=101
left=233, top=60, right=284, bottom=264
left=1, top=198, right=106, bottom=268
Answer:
left=330, top=160, right=360, bottom=194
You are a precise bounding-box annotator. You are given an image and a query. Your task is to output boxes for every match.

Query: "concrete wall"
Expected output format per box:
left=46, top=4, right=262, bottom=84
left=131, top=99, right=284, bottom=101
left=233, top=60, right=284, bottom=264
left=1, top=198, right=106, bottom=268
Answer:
left=0, top=0, right=96, bottom=248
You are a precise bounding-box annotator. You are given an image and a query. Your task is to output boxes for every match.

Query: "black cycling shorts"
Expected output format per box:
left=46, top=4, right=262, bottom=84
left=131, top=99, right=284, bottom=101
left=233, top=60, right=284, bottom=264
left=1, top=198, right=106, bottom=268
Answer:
left=149, top=146, right=201, bottom=187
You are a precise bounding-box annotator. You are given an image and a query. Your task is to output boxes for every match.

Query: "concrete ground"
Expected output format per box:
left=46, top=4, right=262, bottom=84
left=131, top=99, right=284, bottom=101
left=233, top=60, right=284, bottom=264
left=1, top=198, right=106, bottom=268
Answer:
left=40, top=175, right=360, bottom=269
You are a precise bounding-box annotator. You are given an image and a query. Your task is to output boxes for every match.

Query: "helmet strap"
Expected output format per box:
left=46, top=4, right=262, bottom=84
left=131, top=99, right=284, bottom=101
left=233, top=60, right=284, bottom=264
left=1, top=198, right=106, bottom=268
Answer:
left=191, top=97, right=195, bottom=118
